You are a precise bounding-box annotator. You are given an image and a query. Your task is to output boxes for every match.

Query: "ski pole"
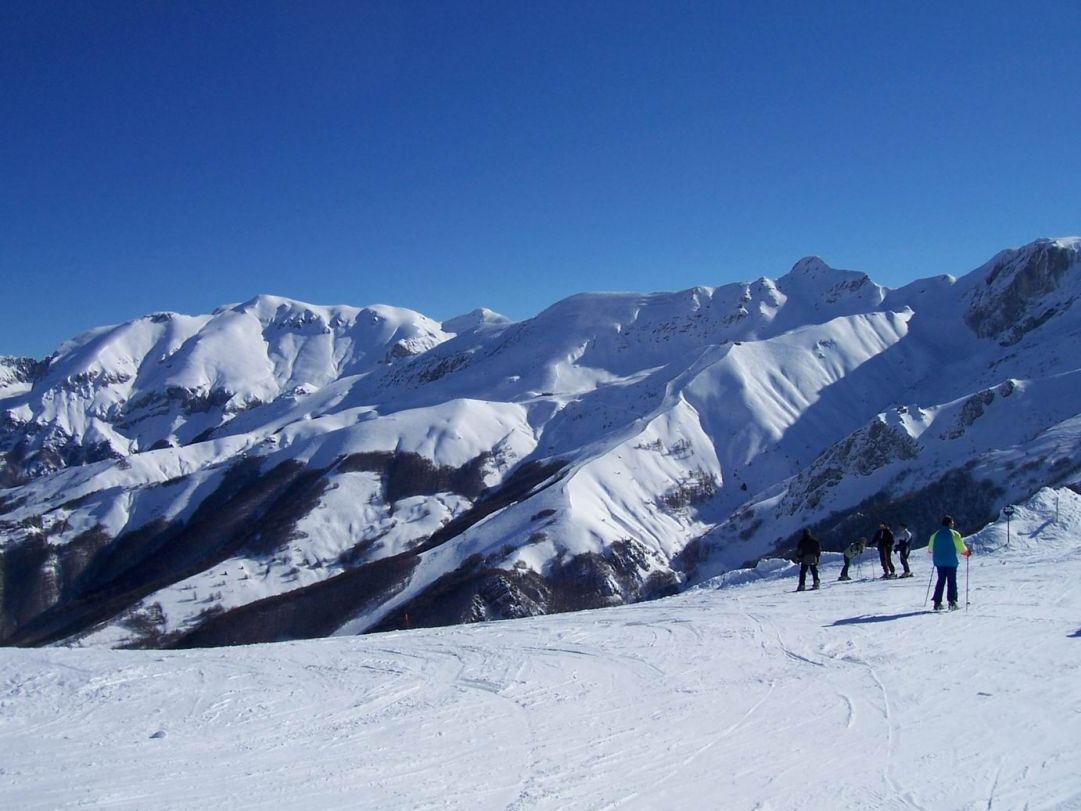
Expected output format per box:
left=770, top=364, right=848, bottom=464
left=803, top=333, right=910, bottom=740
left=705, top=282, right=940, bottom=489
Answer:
left=965, top=551, right=970, bottom=611
left=924, top=565, right=934, bottom=607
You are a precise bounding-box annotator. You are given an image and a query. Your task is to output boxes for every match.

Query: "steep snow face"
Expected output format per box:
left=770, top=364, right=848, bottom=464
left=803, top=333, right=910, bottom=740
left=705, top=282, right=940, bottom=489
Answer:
left=682, top=310, right=913, bottom=475
left=2, top=237, right=1081, bottom=649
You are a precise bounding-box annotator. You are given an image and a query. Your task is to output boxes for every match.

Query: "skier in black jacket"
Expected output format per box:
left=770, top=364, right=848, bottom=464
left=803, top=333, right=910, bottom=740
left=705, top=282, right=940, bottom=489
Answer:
left=894, top=522, right=913, bottom=577
left=872, top=522, right=896, bottom=579
left=795, top=529, right=821, bottom=591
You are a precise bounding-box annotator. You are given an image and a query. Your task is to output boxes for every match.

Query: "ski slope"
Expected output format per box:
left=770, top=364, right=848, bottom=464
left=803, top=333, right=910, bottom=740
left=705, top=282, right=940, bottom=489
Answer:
left=2, top=488, right=1080, bottom=810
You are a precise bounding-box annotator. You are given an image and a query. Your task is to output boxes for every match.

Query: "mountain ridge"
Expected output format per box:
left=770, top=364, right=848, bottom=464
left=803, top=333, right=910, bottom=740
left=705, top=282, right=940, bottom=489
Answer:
left=2, top=236, right=1080, bottom=648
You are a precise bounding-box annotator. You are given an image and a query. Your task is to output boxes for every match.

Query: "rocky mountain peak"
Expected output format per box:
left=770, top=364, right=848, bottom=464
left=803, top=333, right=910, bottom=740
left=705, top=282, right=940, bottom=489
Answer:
left=964, top=237, right=1081, bottom=345
left=0, top=355, right=45, bottom=398
left=788, top=255, right=834, bottom=276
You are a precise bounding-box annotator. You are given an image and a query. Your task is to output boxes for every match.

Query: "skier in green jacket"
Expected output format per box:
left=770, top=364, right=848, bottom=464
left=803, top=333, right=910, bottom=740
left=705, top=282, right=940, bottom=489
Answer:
left=838, top=538, right=866, bottom=581
left=927, top=515, right=971, bottom=610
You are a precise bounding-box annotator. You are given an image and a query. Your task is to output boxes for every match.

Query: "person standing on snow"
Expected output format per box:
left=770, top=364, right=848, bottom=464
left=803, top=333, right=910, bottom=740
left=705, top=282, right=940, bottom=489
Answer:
left=894, top=523, right=913, bottom=578
left=795, top=528, right=821, bottom=591
left=838, top=537, right=867, bottom=581
left=928, top=515, right=971, bottom=610
left=873, top=521, right=896, bottom=579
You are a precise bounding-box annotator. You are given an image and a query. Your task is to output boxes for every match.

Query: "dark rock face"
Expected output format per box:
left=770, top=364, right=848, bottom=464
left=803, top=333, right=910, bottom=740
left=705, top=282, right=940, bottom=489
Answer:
left=0, top=414, right=120, bottom=485
left=965, top=242, right=1076, bottom=345
left=0, top=356, right=47, bottom=389
left=0, top=381, right=241, bottom=484
left=784, top=417, right=920, bottom=512
left=118, top=386, right=236, bottom=426
left=943, top=389, right=996, bottom=440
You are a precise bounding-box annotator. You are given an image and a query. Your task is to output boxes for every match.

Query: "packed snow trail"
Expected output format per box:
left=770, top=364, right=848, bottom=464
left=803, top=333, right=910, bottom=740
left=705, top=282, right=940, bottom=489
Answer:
left=2, top=489, right=1080, bottom=810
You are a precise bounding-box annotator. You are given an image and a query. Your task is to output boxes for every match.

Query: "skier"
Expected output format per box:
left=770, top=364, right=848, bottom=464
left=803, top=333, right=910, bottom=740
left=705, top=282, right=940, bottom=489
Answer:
left=795, top=528, right=821, bottom=591
left=928, top=515, right=971, bottom=610
left=838, top=537, right=867, bottom=581
left=872, top=521, right=896, bottom=579
left=894, top=522, right=913, bottom=577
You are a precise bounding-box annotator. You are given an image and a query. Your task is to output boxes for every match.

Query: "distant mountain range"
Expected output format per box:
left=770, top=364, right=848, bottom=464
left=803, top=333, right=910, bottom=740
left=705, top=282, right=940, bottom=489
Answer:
left=2, top=237, right=1080, bottom=648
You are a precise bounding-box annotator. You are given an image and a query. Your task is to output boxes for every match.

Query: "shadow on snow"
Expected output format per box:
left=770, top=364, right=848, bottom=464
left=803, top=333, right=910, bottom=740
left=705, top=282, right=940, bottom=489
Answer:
left=829, top=611, right=929, bottom=626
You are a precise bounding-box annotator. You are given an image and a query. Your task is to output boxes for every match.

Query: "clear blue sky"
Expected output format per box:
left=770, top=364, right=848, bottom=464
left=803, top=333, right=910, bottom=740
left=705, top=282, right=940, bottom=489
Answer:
left=3, top=1, right=1080, bottom=359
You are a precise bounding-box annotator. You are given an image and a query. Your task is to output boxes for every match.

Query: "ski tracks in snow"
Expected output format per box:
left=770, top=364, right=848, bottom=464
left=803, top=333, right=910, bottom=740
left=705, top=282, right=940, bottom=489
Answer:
left=736, top=594, right=931, bottom=811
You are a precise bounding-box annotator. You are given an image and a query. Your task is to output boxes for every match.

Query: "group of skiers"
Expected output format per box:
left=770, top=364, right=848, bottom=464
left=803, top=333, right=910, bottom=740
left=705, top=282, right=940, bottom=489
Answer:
left=793, top=516, right=971, bottom=610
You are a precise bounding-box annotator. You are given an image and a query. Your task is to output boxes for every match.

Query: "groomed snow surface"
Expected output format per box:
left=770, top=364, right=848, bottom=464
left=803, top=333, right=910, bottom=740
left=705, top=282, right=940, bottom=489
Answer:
left=3, top=488, right=1080, bottom=810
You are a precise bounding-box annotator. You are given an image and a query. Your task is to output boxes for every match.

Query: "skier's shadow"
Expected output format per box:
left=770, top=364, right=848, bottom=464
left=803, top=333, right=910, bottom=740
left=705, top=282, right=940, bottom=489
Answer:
left=829, top=611, right=927, bottom=626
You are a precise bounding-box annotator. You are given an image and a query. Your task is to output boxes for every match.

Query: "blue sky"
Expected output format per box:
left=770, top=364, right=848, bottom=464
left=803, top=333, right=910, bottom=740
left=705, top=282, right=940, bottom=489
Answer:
left=3, top=1, right=1080, bottom=358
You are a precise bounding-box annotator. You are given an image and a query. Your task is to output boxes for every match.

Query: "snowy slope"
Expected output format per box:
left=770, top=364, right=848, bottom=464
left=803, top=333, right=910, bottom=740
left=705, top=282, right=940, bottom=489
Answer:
left=2, top=237, right=1081, bottom=648
left=1, top=487, right=1079, bottom=810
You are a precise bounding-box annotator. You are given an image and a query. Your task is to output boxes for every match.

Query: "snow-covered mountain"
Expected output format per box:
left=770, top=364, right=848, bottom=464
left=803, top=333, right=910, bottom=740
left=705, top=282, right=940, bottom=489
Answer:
left=0, top=296, right=449, bottom=479
left=2, top=237, right=1081, bottom=649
